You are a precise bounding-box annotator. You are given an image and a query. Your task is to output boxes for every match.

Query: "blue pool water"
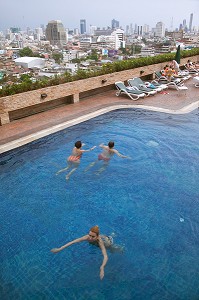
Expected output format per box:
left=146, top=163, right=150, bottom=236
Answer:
left=0, top=108, right=199, bottom=300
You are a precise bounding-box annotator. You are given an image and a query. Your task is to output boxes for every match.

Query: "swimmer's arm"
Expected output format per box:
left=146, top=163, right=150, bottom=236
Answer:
left=113, top=149, right=129, bottom=158
left=99, top=144, right=108, bottom=150
left=98, top=239, right=108, bottom=280
left=51, top=235, right=88, bottom=253
left=81, top=146, right=96, bottom=153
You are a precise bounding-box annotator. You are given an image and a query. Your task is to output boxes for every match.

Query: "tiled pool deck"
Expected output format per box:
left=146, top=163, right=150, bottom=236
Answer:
left=0, top=78, right=198, bottom=154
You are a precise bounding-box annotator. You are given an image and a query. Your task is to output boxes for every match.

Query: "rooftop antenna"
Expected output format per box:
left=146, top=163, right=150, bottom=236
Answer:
left=170, top=17, right=173, bottom=31
left=22, top=15, right=25, bottom=31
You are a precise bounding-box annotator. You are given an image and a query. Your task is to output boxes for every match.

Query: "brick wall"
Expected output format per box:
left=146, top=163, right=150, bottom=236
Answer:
left=0, top=56, right=198, bottom=125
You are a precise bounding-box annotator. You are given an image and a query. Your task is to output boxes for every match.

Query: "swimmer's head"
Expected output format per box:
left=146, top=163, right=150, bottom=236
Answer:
left=88, top=225, right=99, bottom=241
left=75, top=141, right=82, bottom=149
left=108, top=141, right=114, bottom=149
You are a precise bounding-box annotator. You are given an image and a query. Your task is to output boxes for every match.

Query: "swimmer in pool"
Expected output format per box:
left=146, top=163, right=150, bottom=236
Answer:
left=51, top=225, right=111, bottom=280
left=56, top=141, right=96, bottom=180
left=85, top=141, right=129, bottom=174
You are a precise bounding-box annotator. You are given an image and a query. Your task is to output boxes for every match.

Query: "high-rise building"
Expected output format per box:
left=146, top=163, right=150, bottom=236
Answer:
left=80, top=19, right=86, bottom=34
left=111, top=19, right=119, bottom=29
left=134, top=24, right=138, bottom=34
left=35, top=28, right=44, bottom=41
left=182, top=19, right=186, bottom=29
left=35, top=28, right=44, bottom=37
left=126, top=25, right=129, bottom=35
left=189, top=13, right=193, bottom=32
left=94, top=28, right=113, bottom=36
left=155, top=22, right=165, bottom=38
left=90, top=25, right=97, bottom=35
left=10, top=27, right=20, bottom=33
left=137, top=26, right=143, bottom=36
left=130, top=23, right=133, bottom=35
left=112, top=29, right=125, bottom=50
left=46, top=20, right=67, bottom=46
left=143, top=24, right=149, bottom=35
left=74, top=28, right=79, bottom=35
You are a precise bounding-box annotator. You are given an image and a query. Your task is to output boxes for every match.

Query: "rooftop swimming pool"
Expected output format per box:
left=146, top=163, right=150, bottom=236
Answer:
left=0, top=108, right=199, bottom=299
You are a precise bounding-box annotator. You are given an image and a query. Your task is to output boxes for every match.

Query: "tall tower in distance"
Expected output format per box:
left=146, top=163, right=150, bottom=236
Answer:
left=169, top=17, right=174, bottom=31
left=182, top=19, right=186, bottom=29
left=46, top=20, right=66, bottom=46
left=155, top=22, right=165, bottom=38
left=189, top=13, right=193, bottom=32
left=111, top=19, right=119, bottom=29
left=80, top=19, right=86, bottom=34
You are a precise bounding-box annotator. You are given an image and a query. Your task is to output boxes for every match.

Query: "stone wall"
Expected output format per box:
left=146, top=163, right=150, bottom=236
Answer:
left=0, top=55, right=198, bottom=125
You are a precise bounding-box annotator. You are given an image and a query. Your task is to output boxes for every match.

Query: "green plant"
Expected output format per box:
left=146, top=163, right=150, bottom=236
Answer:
left=52, top=53, right=63, bottom=64
left=0, top=48, right=199, bottom=98
left=19, top=47, right=34, bottom=57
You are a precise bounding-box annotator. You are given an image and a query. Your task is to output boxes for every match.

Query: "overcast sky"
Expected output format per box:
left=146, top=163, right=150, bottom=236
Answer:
left=1, top=0, right=199, bottom=32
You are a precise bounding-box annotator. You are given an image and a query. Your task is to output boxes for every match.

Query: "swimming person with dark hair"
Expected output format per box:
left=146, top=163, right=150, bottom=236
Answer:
left=56, top=141, right=96, bottom=180
left=51, top=225, right=111, bottom=280
left=85, top=141, right=129, bottom=174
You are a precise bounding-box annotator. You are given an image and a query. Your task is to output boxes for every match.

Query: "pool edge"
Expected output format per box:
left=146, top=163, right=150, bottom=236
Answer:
left=0, top=101, right=198, bottom=154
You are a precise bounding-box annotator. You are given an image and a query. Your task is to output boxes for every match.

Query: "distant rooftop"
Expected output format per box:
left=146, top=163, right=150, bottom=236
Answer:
left=48, top=20, right=63, bottom=24
left=14, top=57, right=44, bottom=63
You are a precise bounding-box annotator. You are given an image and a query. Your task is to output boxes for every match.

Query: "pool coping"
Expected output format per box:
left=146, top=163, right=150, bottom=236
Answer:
left=0, top=100, right=199, bottom=154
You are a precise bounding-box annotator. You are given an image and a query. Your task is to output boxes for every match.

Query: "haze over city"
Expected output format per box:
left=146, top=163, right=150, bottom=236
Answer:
left=1, top=0, right=199, bottom=31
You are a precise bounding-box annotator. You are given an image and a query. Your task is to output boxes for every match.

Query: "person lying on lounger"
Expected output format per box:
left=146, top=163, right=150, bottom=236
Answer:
left=56, top=140, right=96, bottom=180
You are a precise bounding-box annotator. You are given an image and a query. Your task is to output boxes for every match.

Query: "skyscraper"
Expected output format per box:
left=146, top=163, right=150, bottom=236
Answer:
left=46, top=20, right=67, bottom=46
left=137, top=26, right=143, bottom=36
left=74, top=28, right=79, bottom=35
left=155, top=22, right=165, bottom=38
left=189, top=13, right=193, bottom=32
left=111, top=19, right=119, bottom=29
left=143, top=24, right=149, bottom=35
left=182, top=19, right=186, bottom=29
left=134, top=24, right=138, bottom=35
left=90, top=25, right=97, bottom=35
left=130, top=23, right=133, bottom=35
left=80, top=19, right=86, bottom=34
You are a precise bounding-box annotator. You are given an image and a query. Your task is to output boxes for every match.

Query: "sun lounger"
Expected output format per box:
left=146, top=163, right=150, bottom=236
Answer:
left=178, top=70, right=192, bottom=79
left=155, top=71, right=185, bottom=85
left=193, top=76, right=199, bottom=88
left=150, top=80, right=168, bottom=90
left=184, top=64, right=198, bottom=75
left=115, top=81, right=145, bottom=100
left=127, top=78, right=157, bottom=96
left=162, top=78, right=188, bottom=94
left=134, top=77, right=162, bottom=92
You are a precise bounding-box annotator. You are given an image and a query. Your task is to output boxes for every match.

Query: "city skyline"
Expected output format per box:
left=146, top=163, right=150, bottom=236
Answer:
left=1, top=0, right=199, bottom=32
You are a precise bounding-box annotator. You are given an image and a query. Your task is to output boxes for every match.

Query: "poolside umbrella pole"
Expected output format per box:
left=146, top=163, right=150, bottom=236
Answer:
left=174, top=45, right=181, bottom=64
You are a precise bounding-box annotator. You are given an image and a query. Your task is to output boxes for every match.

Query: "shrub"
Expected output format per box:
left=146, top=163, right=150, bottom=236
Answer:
left=0, top=48, right=199, bottom=98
